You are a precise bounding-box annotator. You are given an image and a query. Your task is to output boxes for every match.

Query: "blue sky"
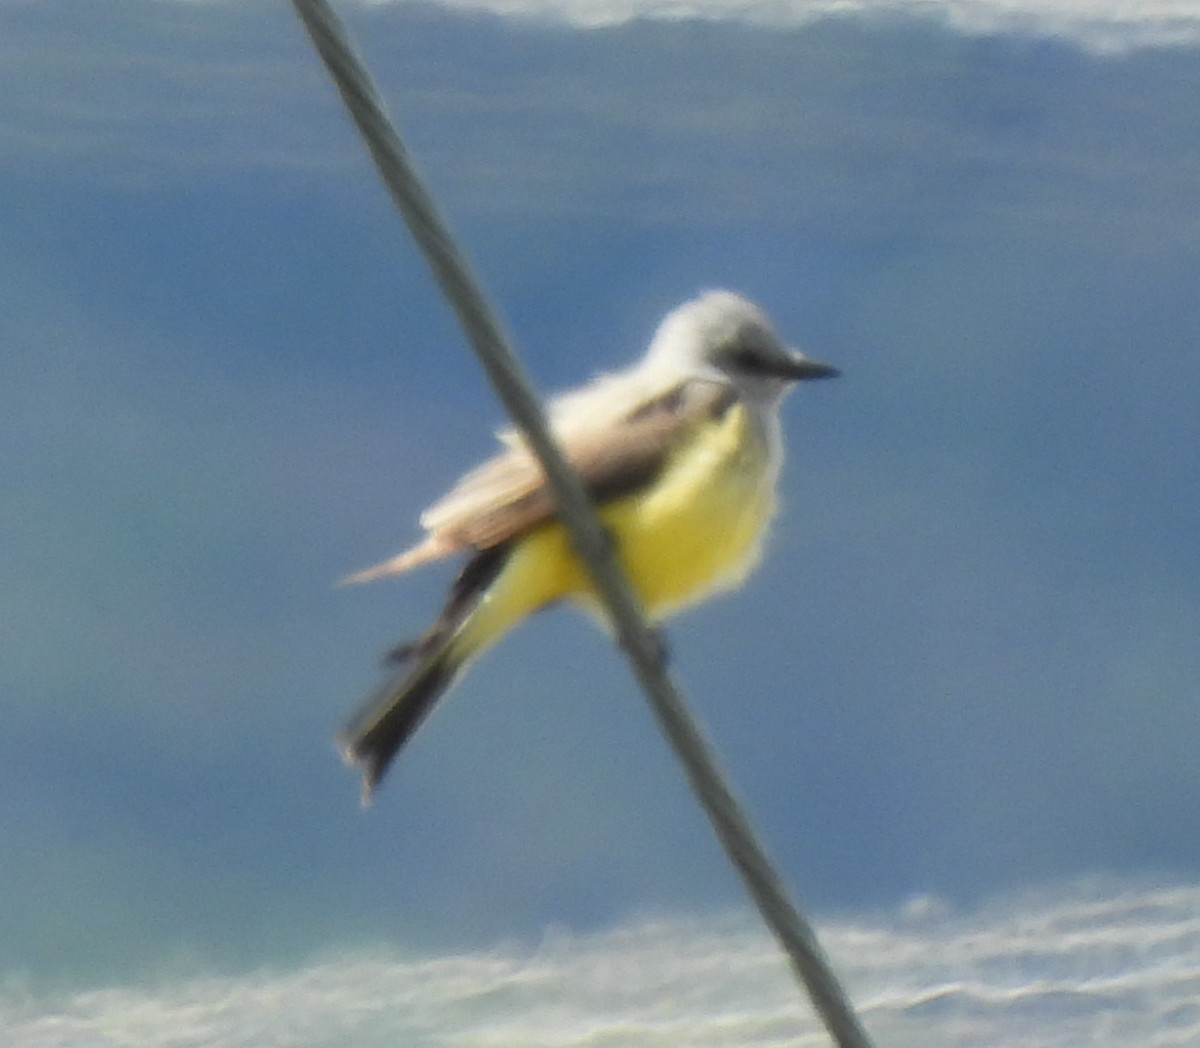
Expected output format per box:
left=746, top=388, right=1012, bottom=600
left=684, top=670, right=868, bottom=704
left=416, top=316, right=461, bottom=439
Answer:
left=4, top=0, right=1200, bottom=1036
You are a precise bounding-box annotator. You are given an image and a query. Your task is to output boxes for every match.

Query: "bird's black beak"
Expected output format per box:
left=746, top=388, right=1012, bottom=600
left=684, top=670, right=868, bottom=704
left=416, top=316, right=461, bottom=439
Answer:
left=781, top=354, right=840, bottom=381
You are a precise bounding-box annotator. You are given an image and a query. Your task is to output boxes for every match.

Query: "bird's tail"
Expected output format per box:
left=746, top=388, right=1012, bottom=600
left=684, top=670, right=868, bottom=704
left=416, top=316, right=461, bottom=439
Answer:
left=338, top=546, right=511, bottom=803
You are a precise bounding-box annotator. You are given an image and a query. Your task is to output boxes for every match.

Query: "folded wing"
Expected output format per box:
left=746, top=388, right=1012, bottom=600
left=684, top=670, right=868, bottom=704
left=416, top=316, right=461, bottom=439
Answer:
left=342, top=380, right=731, bottom=584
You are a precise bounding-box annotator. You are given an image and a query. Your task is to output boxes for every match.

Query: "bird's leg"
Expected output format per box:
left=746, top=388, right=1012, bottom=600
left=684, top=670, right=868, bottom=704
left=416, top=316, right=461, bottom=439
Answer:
left=384, top=639, right=421, bottom=664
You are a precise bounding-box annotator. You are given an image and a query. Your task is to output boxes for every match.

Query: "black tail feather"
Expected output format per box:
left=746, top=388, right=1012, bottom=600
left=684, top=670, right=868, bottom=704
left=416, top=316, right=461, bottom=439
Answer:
left=382, top=544, right=511, bottom=668
left=340, top=545, right=511, bottom=802
left=339, top=653, right=458, bottom=802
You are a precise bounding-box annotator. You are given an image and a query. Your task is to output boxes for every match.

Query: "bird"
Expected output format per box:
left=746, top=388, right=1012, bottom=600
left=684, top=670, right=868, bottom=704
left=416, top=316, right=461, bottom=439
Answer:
left=339, top=289, right=839, bottom=802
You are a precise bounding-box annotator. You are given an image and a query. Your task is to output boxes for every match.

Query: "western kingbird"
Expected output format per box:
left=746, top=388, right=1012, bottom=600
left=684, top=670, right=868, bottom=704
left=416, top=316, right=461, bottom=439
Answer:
left=340, top=289, right=839, bottom=800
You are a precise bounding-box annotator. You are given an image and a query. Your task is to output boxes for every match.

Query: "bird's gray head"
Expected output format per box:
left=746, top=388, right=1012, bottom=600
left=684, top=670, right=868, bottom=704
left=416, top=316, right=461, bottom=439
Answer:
left=644, top=290, right=839, bottom=403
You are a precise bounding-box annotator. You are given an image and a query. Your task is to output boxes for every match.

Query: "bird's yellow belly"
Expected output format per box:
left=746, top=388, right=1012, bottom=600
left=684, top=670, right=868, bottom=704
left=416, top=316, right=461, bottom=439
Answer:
left=508, top=403, right=776, bottom=622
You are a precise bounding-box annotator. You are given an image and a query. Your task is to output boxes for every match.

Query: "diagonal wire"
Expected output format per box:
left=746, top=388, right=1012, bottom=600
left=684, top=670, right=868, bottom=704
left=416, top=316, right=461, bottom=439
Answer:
left=289, top=3, right=877, bottom=1045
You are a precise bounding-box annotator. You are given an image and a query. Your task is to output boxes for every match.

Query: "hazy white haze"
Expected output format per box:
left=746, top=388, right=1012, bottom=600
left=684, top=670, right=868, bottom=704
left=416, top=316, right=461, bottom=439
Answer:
left=6, top=882, right=1199, bottom=1047
left=359, top=0, right=1200, bottom=50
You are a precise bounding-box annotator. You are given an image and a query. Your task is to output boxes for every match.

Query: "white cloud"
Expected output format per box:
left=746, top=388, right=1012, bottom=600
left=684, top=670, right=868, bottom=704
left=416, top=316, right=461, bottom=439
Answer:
left=353, top=0, right=1200, bottom=51
left=6, top=881, right=1199, bottom=1047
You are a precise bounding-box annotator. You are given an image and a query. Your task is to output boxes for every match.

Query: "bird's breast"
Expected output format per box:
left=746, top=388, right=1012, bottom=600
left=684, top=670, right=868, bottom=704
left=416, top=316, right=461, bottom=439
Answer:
left=596, top=401, right=778, bottom=618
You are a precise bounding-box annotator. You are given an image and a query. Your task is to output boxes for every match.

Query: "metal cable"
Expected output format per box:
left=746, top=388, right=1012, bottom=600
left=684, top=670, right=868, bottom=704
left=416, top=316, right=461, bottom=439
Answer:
left=289, top=3, right=877, bottom=1044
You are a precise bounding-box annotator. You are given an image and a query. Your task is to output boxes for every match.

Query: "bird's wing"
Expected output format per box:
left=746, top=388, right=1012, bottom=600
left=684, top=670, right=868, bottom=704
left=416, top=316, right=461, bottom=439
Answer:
left=424, top=379, right=730, bottom=545
left=342, top=380, right=732, bottom=584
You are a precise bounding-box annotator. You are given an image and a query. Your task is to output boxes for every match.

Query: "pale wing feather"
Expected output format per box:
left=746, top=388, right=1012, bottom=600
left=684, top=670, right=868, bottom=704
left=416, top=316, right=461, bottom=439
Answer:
left=420, top=449, right=545, bottom=534
left=494, top=360, right=686, bottom=449
left=340, top=534, right=459, bottom=585
left=426, top=378, right=728, bottom=547
left=344, top=379, right=730, bottom=585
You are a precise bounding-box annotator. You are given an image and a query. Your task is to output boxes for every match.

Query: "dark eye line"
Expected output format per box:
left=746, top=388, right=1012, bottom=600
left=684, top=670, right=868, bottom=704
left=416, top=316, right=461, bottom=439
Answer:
left=727, top=346, right=769, bottom=373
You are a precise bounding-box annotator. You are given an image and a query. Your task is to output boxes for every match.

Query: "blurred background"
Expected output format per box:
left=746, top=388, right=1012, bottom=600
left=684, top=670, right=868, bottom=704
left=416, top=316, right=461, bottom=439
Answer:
left=2, top=0, right=1198, bottom=1042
